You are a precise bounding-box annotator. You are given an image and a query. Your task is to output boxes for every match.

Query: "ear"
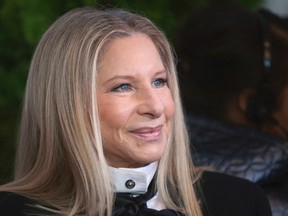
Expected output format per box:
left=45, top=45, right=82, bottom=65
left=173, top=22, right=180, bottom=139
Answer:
left=238, top=89, right=256, bottom=112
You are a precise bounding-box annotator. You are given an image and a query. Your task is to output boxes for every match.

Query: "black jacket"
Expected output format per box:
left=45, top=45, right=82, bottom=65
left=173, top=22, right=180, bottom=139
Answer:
left=0, top=171, right=271, bottom=216
left=200, top=171, right=271, bottom=216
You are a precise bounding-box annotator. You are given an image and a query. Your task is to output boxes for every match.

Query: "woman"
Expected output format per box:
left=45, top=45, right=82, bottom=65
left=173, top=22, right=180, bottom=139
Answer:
left=0, top=7, right=271, bottom=216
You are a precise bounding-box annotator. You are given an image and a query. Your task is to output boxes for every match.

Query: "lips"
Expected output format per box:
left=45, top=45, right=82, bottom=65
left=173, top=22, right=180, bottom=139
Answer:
left=130, top=125, right=163, bottom=141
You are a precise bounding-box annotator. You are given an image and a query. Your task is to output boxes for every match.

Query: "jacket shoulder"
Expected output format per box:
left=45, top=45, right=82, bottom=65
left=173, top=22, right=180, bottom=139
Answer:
left=200, top=171, right=272, bottom=216
left=0, top=192, right=38, bottom=216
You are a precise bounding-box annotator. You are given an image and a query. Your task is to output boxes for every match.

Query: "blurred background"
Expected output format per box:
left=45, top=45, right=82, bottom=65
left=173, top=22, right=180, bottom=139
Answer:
left=0, top=0, right=287, bottom=184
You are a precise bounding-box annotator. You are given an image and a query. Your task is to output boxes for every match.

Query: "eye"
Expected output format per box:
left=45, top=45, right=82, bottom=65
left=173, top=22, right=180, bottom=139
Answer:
left=152, top=78, right=167, bottom=88
left=111, top=83, right=132, bottom=92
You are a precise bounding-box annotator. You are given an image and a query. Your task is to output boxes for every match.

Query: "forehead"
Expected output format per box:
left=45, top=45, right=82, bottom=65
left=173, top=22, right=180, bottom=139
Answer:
left=102, top=33, right=158, bottom=59
left=97, top=33, right=165, bottom=77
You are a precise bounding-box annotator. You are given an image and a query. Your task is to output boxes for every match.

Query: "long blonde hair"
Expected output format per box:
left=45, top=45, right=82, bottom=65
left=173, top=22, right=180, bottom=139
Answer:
left=0, top=7, right=202, bottom=216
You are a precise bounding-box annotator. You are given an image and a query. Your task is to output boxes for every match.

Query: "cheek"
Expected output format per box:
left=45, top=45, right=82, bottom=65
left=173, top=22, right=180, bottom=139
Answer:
left=272, top=87, right=288, bottom=129
left=98, top=97, right=132, bottom=129
left=281, top=88, right=288, bottom=113
left=163, top=93, right=175, bottom=120
left=279, top=102, right=288, bottom=117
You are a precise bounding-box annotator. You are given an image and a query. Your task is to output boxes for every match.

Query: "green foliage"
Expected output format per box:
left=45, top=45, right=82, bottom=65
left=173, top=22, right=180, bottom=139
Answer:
left=0, top=0, right=264, bottom=183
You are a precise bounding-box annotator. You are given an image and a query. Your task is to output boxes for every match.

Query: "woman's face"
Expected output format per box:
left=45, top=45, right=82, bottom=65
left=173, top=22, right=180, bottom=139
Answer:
left=97, top=33, right=175, bottom=168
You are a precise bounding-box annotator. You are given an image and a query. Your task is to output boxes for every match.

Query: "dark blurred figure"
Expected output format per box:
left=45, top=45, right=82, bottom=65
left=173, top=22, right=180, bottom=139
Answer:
left=175, top=4, right=288, bottom=216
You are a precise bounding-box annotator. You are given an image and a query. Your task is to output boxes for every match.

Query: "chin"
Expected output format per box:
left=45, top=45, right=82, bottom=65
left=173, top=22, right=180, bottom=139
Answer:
left=140, top=152, right=163, bottom=165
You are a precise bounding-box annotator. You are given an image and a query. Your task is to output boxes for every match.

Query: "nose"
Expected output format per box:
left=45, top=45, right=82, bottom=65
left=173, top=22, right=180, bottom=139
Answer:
left=137, top=87, right=164, bottom=118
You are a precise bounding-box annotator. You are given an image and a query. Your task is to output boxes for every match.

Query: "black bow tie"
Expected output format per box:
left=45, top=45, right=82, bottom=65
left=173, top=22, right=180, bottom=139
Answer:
left=112, top=176, right=181, bottom=216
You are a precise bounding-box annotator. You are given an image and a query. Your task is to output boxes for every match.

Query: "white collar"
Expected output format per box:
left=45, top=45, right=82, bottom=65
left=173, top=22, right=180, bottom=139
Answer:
left=109, top=161, right=158, bottom=194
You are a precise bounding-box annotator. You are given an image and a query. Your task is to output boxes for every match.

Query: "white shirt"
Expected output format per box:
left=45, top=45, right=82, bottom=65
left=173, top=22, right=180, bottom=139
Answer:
left=109, top=161, right=165, bottom=210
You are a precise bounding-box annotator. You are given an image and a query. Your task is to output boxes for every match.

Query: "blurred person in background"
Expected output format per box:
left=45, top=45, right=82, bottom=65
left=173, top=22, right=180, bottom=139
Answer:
left=175, top=4, right=288, bottom=216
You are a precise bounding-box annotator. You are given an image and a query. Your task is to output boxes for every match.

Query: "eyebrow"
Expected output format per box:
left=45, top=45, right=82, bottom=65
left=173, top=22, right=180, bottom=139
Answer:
left=103, top=69, right=167, bottom=84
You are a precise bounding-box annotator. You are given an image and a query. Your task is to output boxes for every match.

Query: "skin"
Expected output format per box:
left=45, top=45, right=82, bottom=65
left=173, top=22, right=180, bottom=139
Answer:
left=230, top=86, right=288, bottom=138
left=96, top=33, right=175, bottom=168
left=268, top=85, right=288, bottom=137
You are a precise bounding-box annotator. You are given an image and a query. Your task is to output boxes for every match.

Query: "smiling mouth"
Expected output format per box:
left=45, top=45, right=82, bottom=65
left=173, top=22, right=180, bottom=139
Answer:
left=130, top=126, right=163, bottom=141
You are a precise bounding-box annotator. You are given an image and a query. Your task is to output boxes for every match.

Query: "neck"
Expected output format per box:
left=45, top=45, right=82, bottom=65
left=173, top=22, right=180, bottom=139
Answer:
left=262, top=118, right=288, bottom=139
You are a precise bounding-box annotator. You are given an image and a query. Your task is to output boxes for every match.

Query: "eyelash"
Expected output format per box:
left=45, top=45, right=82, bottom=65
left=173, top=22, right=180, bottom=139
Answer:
left=152, top=78, right=167, bottom=88
left=111, top=78, right=168, bottom=93
left=111, top=83, right=132, bottom=92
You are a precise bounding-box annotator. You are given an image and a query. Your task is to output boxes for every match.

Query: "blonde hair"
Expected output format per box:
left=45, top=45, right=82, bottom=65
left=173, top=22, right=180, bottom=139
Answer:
left=0, top=7, right=202, bottom=216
